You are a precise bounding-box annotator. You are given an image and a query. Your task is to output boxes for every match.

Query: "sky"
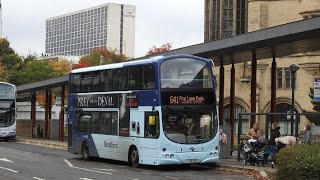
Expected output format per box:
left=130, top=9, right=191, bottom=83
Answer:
left=1, top=0, right=204, bottom=58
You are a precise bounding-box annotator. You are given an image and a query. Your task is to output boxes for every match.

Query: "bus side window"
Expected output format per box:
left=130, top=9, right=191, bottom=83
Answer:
left=128, top=66, right=142, bottom=90
left=102, top=70, right=113, bottom=91
left=144, top=111, right=159, bottom=138
left=92, top=71, right=101, bottom=92
left=81, top=73, right=93, bottom=93
left=143, top=65, right=155, bottom=89
left=71, top=74, right=81, bottom=93
left=113, top=68, right=127, bottom=91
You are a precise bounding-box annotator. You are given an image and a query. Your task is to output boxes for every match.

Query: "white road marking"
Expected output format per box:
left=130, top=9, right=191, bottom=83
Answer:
left=73, top=167, right=112, bottom=175
left=64, top=159, right=112, bottom=175
left=0, top=166, right=18, bottom=173
left=64, top=159, right=74, bottom=167
left=79, top=178, right=93, bottom=180
left=142, top=171, right=151, bottom=175
left=33, top=177, right=45, bottom=180
left=0, top=158, right=13, bottom=163
left=92, top=168, right=116, bottom=172
left=165, top=176, right=179, bottom=180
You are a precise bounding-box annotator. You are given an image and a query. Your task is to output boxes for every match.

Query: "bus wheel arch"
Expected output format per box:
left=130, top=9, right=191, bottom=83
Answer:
left=128, top=145, right=140, bottom=167
left=81, top=141, right=90, bottom=160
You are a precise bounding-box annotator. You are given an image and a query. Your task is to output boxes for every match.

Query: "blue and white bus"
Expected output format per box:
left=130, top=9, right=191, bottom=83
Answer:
left=0, top=82, right=17, bottom=141
left=67, top=54, right=219, bottom=167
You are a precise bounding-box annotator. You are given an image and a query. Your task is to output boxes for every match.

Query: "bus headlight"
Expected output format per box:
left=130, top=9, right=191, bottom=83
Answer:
left=165, top=154, right=170, bottom=158
left=170, top=154, right=174, bottom=158
left=209, top=152, right=214, bottom=157
left=214, top=152, right=218, bottom=156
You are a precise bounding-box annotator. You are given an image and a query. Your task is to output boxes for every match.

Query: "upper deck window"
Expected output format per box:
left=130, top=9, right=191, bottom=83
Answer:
left=160, top=58, right=213, bottom=89
left=0, top=84, right=14, bottom=99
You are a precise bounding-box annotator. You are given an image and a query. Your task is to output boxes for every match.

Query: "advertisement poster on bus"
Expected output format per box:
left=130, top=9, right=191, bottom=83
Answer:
left=119, top=92, right=138, bottom=137
left=314, top=78, right=320, bottom=102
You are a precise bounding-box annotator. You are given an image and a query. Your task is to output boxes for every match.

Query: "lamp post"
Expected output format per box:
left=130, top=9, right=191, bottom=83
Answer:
left=289, top=64, right=300, bottom=136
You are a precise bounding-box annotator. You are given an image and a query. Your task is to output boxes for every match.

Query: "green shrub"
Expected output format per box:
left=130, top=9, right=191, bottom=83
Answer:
left=276, top=144, right=320, bottom=180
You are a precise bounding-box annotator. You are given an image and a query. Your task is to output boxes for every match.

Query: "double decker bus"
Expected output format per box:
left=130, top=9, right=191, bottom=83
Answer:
left=68, top=54, right=219, bottom=166
left=0, top=82, right=17, bottom=141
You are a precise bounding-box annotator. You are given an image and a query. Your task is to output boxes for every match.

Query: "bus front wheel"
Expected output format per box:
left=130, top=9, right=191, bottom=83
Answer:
left=82, top=142, right=90, bottom=160
left=129, top=147, right=140, bottom=167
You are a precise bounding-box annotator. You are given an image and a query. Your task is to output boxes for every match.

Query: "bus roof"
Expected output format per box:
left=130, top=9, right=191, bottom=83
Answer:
left=70, top=54, right=211, bottom=74
left=0, top=82, right=16, bottom=88
left=70, top=55, right=164, bottom=74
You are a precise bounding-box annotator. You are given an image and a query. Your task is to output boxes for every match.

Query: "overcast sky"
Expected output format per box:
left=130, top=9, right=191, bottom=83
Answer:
left=2, top=0, right=204, bottom=58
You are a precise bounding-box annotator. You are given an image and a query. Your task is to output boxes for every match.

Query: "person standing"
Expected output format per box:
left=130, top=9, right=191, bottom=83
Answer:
left=270, top=123, right=281, bottom=145
left=219, top=129, right=227, bottom=144
left=302, top=124, right=312, bottom=144
left=246, top=123, right=261, bottom=141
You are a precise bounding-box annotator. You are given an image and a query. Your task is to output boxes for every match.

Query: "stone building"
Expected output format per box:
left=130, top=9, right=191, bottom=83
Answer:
left=205, top=0, right=320, bottom=136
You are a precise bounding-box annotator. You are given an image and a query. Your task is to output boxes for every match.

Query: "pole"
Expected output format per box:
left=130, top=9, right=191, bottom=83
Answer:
left=291, top=72, right=295, bottom=136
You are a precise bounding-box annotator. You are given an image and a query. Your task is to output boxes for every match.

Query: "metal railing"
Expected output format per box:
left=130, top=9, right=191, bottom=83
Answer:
left=237, top=112, right=320, bottom=161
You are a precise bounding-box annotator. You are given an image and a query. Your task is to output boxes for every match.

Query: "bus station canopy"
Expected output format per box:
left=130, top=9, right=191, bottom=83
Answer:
left=138, top=17, right=320, bottom=66
left=17, top=17, right=320, bottom=97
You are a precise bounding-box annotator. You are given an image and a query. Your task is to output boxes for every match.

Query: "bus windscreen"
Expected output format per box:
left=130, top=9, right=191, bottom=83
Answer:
left=160, top=58, right=213, bottom=89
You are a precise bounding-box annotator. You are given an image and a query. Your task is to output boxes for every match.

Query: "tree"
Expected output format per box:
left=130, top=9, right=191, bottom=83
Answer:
left=0, top=38, right=24, bottom=84
left=36, top=91, right=56, bottom=109
left=146, top=43, right=172, bottom=56
left=48, top=59, right=71, bottom=76
left=72, top=48, right=128, bottom=69
left=303, top=87, right=320, bottom=125
left=22, top=53, right=38, bottom=64
left=0, top=38, right=23, bottom=70
left=0, top=38, right=15, bottom=55
left=0, top=62, right=9, bottom=82
left=14, top=60, right=58, bottom=85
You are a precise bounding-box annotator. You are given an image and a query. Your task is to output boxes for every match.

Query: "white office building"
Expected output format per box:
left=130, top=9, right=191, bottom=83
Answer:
left=45, top=3, right=135, bottom=58
left=0, top=0, right=2, bottom=38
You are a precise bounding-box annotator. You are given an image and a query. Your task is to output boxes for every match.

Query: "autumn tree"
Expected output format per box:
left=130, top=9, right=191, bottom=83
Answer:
left=72, top=48, right=128, bottom=69
left=36, top=91, right=57, bottom=108
left=146, top=43, right=172, bottom=56
left=48, top=59, right=71, bottom=76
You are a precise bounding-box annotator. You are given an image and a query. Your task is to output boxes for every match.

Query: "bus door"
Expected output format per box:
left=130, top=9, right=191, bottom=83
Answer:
left=67, top=110, right=75, bottom=148
left=131, top=111, right=159, bottom=159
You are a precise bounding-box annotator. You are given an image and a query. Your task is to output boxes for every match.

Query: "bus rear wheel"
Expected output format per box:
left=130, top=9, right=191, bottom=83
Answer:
left=82, top=142, right=90, bottom=160
left=129, top=147, right=140, bottom=167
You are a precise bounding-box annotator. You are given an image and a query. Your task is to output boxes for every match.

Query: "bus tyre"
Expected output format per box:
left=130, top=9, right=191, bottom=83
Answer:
left=4, top=138, right=8, bottom=142
left=130, top=147, right=140, bottom=167
left=82, top=142, right=90, bottom=160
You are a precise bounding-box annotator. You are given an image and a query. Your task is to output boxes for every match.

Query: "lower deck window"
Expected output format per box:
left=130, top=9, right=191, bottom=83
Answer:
left=76, top=111, right=118, bottom=135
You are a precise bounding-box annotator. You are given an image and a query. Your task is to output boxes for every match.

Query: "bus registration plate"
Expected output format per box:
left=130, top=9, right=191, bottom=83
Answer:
left=185, top=159, right=198, bottom=163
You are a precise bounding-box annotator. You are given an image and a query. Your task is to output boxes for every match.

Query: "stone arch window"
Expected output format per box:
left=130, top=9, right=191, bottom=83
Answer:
left=275, top=103, right=298, bottom=135
left=223, top=103, right=249, bottom=134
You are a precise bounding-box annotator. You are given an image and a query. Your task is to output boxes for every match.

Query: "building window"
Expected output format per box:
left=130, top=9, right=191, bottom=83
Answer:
left=275, top=103, right=297, bottom=135
left=277, top=68, right=295, bottom=89
left=223, top=103, right=249, bottom=134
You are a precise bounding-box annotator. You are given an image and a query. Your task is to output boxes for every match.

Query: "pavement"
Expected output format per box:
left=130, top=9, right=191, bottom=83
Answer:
left=13, top=136, right=276, bottom=180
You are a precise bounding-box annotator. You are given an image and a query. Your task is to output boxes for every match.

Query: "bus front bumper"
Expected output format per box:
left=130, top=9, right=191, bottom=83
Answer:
left=0, top=131, right=15, bottom=138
